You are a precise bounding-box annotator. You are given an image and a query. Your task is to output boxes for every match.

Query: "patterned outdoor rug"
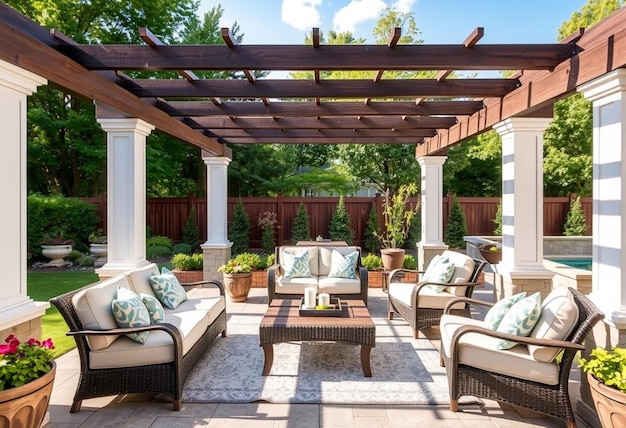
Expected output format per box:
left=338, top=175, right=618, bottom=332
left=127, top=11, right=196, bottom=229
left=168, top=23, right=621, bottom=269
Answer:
left=182, top=310, right=450, bottom=405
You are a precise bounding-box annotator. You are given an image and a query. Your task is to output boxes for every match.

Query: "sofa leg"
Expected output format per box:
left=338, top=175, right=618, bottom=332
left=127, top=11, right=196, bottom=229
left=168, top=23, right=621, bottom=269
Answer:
left=440, top=356, right=445, bottom=367
left=173, top=398, right=182, bottom=411
left=222, top=328, right=227, bottom=337
left=450, top=399, right=458, bottom=412
left=413, top=329, right=419, bottom=339
left=565, top=420, right=576, bottom=428
left=388, top=311, right=394, bottom=320
left=70, top=400, right=82, bottom=413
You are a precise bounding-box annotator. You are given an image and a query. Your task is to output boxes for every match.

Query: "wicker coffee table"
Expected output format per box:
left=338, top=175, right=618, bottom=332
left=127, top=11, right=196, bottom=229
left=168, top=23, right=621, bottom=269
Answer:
left=259, top=299, right=376, bottom=377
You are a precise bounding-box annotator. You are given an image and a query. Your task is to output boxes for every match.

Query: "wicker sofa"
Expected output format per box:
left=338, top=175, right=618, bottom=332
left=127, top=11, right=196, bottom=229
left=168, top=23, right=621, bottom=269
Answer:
left=267, top=244, right=368, bottom=305
left=50, top=263, right=226, bottom=413
left=440, top=287, right=603, bottom=427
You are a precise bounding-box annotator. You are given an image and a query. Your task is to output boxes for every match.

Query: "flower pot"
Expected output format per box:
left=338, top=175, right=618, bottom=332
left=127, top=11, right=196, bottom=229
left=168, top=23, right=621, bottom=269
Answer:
left=41, top=244, right=72, bottom=267
left=251, top=270, right=267, bottom=288
left=89, top=243, right=108, bottom=267
left=0, top=361, right=56, bottom=428
left=380, top=248, right=405, bottom=270
left=172, top=269, right=204, bottom=284
left=479, top=248, right=502, bottom=264
left=222, top=272, right=252, bottom=302
left=587, top=372, right=626, bottom=428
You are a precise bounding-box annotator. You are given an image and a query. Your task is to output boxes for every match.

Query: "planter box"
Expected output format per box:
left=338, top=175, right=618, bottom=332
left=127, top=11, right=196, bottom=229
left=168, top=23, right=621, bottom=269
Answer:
left=172, top=269, right=204, bottom=283
left=251, top=270, right=267, bottom=288
left=367, top=270, right=419, bottom=288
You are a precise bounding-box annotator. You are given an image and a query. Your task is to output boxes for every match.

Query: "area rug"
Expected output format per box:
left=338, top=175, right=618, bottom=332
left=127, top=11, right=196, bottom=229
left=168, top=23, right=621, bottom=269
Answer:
left=182, top=311, right=450, bottom=405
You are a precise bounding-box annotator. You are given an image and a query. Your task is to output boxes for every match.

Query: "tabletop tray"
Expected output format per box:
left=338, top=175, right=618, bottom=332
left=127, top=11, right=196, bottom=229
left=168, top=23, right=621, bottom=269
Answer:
left=299, top=297, right=343, bottom=317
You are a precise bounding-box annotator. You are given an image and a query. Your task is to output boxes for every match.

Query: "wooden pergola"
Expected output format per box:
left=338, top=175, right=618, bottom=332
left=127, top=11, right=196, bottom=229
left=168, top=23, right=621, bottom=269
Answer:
left=2, top=3, right=625, bottom=158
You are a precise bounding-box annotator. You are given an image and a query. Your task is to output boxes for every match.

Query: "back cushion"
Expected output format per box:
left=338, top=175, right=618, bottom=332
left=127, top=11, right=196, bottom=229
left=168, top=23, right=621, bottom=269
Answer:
left=280, top=246, right=318, bottom=276
left=443, top=251, right=475, bottom=284
left=125, top=263, right=161, bottom=297
left=319, top=246, right=360, bottom=276
left=529, top=287, right=579, bottom=362
left=72, top=275, right=133, bottom=350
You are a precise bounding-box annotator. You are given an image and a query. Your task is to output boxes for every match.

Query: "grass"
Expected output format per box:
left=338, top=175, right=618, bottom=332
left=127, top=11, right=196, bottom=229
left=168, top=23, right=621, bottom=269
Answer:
left=28, top=271, right=99, bottom=358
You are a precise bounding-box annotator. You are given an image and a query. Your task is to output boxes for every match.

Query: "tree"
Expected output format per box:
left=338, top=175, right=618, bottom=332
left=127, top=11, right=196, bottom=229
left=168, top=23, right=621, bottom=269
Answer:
left=564, top=197, right=588, bottom=236
left=445, top=196, right=467, bottom=249
left=364, top=203, right=381, bottom=254
left=291, top=203, right=311, bottom=243
left=229, top=199, right=250, bottom=255
left=182, top=207, right=199, bottom=249
left=329, top=197, right=354, bottom=244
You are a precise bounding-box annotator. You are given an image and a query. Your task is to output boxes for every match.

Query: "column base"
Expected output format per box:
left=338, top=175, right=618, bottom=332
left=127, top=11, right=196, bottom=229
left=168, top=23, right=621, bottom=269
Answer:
left=96, top=259, right=151, bottom=280
left=417, top=242, right=448, bottom=271
left=201, top=243, right=232, bottom=282
left=493, top=267, right=555, bottom=300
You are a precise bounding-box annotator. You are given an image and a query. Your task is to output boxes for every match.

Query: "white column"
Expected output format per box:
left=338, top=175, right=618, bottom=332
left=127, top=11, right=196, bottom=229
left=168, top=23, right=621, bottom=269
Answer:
left=202, top=156, right=231, bottom=247
left=580, top=69, right=626, bottom=328
left=0, top=60, right=49, bottom=333
left=418, top=156, right=447, bottom=246
left=95, top=117, right=154, bottom=278
left=494, top=117, right=552, bottom=277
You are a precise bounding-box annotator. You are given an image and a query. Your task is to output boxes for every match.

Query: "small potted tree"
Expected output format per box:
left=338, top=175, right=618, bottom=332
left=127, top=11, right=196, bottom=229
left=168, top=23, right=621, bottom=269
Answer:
left=218, top=253, right=255, bottom=302
left=374, top=184, right=419, bottom=270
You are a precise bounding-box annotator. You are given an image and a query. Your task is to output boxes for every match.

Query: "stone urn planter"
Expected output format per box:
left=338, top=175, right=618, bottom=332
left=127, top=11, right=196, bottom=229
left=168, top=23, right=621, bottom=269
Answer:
left=0, top=361, right=56, bottom=428
left=222, top=272, right=252, bottom=302
left=380, top=248, right=405, bottom=270
left=41, top=244, right=72, bottom=267
left=89, top=243, right=108, bottom=267
left=587, top=372, right=626, bottom=428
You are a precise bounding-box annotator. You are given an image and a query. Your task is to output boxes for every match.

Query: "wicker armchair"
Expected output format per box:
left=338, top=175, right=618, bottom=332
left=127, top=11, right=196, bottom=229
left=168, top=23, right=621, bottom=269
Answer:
left=387, top=251, right=486, bottom=338
left=440, top=287, right=604, bottom=428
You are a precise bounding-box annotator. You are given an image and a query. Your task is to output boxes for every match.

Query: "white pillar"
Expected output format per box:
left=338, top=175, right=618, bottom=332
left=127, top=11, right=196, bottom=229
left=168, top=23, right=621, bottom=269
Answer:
left=0, top=60, right=49, bottom=335
left=580, top=69, right=626, bottom=328
left=493, top=117, right=553, bottom=298
left=95, top=117, right=154, bottom=278
left=416, top=156, right=448, bottom=269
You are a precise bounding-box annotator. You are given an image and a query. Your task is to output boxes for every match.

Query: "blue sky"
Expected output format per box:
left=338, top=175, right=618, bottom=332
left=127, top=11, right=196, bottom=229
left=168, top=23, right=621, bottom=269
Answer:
left=198, top=0, right=589, bottom=45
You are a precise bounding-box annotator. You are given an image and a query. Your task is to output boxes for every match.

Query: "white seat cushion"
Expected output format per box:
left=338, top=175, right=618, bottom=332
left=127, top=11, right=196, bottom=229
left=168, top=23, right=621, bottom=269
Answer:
left=318, top=276, right=361, bottom=294
left=388, top=282, right=465, bottom=310
left=440, top=314, right=560, bottom=385
left=275, top=276, right=319, bottom=294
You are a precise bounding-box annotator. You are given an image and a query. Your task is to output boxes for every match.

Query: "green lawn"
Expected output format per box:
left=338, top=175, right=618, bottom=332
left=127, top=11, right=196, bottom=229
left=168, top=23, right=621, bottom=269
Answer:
left=28, top=271, right=99, bottom=358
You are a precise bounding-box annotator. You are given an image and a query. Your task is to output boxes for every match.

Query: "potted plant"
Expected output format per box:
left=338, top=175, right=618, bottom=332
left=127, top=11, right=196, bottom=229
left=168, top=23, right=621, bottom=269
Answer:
left=374, top=184, right=419, bottom=270
left=88, top=229, right=108, bottom=267
left=218, top=253, right=255, bottom=302
left=579, top=347, right=626, bottom=427
left=362, top=253, right=384, bottom=288
left=479, top=242, right=502, bottom=264
left=0, top=334, right=56, bottom=428
left=40, top=230, right=74, bottom=267
left=170, top=253, right=204, bottom=283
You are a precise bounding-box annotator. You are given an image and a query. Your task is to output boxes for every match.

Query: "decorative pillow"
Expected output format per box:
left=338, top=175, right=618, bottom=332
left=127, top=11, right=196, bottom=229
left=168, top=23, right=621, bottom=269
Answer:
left=111, top=286, right=151, bottom=344
left=484, top=292, right=527, bottom=330
left=495, top=292, right=542, bottom=350
left=422, top=256, right=455, bottom=292
left=328, top=250, right=358, bottom=279
left=282, top=250, right=312, bottom=279
left=421, top=254, right=441, bottom=281
left=149, top=267, right=188, bottom=309
left=140, top=293, right=165, bottom=324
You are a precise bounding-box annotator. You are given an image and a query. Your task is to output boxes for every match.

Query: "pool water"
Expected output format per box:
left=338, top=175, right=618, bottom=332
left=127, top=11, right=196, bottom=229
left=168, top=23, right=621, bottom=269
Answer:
left=548, top=258, right=592, bottom=271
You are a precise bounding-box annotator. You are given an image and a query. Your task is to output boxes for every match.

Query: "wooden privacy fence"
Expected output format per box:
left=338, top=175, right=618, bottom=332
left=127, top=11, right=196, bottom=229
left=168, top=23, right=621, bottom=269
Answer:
left=82, top=194, right=591, bottom=249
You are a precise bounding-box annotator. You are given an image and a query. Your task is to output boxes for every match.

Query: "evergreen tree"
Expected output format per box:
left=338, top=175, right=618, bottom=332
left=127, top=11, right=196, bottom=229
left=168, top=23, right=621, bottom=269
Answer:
left=291, top=202, right=311, bottom=243
left=445, top=196, right=467, bottom=249
left=228, top=199, right=250, bottom=255
left=493, top=202, right=502, bottom=235
left=182, top=206, right=200, bottom=249
left=564, top=197, right=588, bottom=236
left=329, top=196, right=354, bottom=244
left=364, top=203, right=381, bottom=254
left=406, top=207, right=421, bottom=249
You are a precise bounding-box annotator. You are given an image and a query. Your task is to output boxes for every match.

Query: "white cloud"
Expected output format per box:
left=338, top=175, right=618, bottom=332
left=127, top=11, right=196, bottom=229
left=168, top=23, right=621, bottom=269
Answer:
left=333, top=0, right=387, bottom=33
left=392, top=0, right=415, bottom=13
left=281, top=0, right=323, bottom=31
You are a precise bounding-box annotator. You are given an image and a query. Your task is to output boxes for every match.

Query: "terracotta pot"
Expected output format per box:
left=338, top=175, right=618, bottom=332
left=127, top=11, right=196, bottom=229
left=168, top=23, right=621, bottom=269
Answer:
left=380, top=248, right=405, bottom=270
left=172, top=269, right=204, bottom=284
left=479, top=248, right=502, bottom=264
left=251, top=270, right=267, bottom=288
left=0, top=361, right=56, bottom=428
left=587, top=372, right=626, bottom=428
left=222, top=272, right=252, bottom=302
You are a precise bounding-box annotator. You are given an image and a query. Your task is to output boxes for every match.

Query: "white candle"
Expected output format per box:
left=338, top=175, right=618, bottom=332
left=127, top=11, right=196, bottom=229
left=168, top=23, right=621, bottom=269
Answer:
left=304, top=287, right=317, bottom=308
left=318, top=293, right=330, bottom=307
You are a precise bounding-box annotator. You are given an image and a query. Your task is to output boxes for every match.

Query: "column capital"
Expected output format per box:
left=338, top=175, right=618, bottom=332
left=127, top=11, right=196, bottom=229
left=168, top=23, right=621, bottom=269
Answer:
left=579, top=68, right=626, bottom=104
left=202, top=156, right=231, bottom=167
left=96, top=117, right=155, bottom=136
left=493, top=117, right=553, bottom=136
left=0, top=60, right=46, bottom=95
left=417, top=155, right=447, bottom=167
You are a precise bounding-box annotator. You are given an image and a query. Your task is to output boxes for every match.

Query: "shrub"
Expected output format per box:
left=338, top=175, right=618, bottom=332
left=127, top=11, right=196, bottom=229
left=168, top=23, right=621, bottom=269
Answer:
left=229, top=199, right=250, bottom=255
left=234, top=252, right=263, bottom=271
left=76, top=254, right=96, bottom=266
left=406, top=208, right=421, bottom=249
left=258, top=211, right=278, bottom=255
left=291, top=202, right=311, bottom=243
left=146, top=235, right=173, bottom=250
left=362, top=253, right=382, bottom=271
left=65, top=250, right=84, bottom=263
left=403, top=254, right=417, bottom=269
left=171, top=253, right=203, bottom=270
left=182, top=207, right=199, bottom=248
left=579, top=347, right=626, bottom=393
left=445, top=196, right=467, bottom=249
left=493, top=202, right=502, bottom=235
left=564, top=197, right=588, bottom=236
left=146, top=245, right=172, bottom=258
left=172, top=242, right=193, bottom=255
left=259, top=253, right=275, bottom=269
left=329, top=196, right=354, bottom=244
left=363, top=203, right=380, bottom=254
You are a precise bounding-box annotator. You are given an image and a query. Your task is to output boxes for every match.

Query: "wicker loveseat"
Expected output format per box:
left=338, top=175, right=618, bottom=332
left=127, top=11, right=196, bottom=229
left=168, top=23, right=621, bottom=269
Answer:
left=439, top=287, right=604, bottom=428
left=267, top=244, right=368, bottom=305
left=50, top=263, right=226, bottom=413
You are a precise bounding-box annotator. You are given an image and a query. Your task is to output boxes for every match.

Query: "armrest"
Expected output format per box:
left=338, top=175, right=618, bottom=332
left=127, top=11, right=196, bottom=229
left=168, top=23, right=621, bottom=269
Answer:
left=388, top=268, right=424, bottom=283
left=443, top=295, right=494, bottom=314
left=181, top=279, right=225, bottom=295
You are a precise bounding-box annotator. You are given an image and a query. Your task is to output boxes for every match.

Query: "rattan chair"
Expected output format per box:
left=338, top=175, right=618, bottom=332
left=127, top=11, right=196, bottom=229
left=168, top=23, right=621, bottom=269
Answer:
left=440, top=287, right=604, bottom=428
left=387, top=251, right=486, bottom=338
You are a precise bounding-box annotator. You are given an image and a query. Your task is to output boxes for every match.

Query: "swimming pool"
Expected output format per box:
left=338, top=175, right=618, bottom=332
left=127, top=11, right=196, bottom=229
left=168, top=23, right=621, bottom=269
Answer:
left=547, top=257, right=592, bottom=271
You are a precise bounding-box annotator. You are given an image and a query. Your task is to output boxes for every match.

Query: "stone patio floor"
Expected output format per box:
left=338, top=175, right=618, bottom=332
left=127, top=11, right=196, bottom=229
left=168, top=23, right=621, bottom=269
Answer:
left=44, top=274, right=596, bottom=427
